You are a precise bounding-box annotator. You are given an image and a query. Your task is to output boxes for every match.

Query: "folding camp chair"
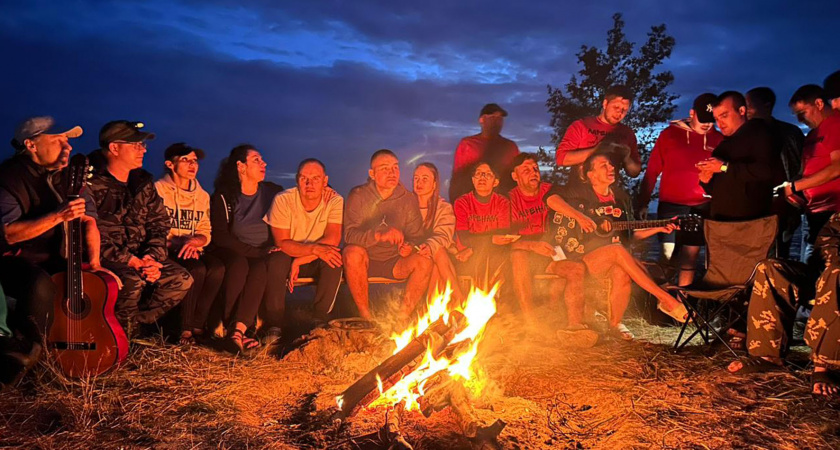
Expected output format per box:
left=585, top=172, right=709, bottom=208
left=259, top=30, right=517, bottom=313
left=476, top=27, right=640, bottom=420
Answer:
left=670, top=216, right=778, bottom=356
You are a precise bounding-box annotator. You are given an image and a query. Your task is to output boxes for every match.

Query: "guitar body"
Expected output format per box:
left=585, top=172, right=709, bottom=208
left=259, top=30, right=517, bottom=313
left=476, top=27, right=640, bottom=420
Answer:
left=48, top=269, right=128, bottom=377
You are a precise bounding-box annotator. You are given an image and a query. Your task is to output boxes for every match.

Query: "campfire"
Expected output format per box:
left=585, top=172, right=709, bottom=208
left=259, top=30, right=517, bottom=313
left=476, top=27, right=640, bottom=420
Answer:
left=335, top=284, right=507, bottom=446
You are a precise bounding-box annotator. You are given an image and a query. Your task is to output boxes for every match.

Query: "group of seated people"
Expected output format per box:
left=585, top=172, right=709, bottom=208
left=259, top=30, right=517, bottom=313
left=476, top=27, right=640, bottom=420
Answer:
left=1, top=69, right=839, bottom=399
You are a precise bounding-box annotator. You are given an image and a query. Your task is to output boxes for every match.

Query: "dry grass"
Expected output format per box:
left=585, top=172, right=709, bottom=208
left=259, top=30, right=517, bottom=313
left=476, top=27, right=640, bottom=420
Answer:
left=2, top=293, right=840, bottom=449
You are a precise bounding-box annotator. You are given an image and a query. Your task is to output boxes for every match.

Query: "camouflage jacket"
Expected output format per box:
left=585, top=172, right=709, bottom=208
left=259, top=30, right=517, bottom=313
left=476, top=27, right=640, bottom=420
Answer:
left=86, top=151, right=169, bottom=264
left=818, top=212, right=840, bottom=267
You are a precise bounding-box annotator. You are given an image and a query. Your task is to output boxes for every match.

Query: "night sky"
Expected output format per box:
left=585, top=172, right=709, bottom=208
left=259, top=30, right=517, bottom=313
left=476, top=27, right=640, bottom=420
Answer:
left=1, top=1, right=838, bottom=194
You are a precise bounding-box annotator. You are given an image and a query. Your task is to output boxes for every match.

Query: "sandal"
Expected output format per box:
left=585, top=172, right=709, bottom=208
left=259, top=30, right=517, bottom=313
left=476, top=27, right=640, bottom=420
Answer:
left=607, top=323, right=634, bottom=341
left=227, top=329, right=260, bottom=355
left=727, top=357, right=784, bottom=375
left=658, top=301, right=689, bottom=323
left=179, top=330, right=195, bottom=346
left=727, top=329, right=746, bottom=351
left=811, top=370, right=840, bottom=398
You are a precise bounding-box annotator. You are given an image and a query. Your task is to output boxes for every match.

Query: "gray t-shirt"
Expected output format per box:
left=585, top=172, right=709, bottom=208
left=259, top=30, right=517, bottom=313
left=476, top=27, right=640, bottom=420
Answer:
left=231, top=185, right=273, bottom=247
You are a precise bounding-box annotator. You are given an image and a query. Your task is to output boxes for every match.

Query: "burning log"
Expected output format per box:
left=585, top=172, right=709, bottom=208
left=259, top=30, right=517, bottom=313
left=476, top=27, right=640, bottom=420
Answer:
left=416, top=371, right=506, bottom=443
left=380, top=401, right=412, bottom=450
left=336, top=311, right=467, bottom=419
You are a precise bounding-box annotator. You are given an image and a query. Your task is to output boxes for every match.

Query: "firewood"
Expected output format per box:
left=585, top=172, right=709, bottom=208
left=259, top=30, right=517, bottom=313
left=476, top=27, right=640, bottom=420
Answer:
left=336, top=311, right=467, bottom=418
left=449, top=382, right=480, bottom=437
left=381, top=401, right=412, bottom=450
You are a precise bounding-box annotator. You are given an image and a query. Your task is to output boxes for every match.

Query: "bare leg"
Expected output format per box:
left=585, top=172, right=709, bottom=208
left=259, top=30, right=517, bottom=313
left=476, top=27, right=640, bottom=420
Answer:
left=584, top=245, right=681, bottom=311
left=393, top=253, right=433, bottom=319
left=606, top=266, right=632, bottom=328
left=677, top=245, right=700, bottom=287
left=432, top=248, right=464, bottom=303
left=547, top=260, right=586, bottom=327
left=511, top=249, right=535, bottom=318
left=342, top=245, right=372, bottom=320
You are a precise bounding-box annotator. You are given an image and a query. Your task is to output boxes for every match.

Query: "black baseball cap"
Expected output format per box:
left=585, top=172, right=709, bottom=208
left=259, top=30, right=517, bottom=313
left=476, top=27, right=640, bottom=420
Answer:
left=825, top=70, right=840, bottom=101
left=99, top=120, right=156, bottom=148
left=479, top=103, right=508, bottom=117
left=164, top=142, right=205, bottom=161
left=692, top=93, right=717, bottom=124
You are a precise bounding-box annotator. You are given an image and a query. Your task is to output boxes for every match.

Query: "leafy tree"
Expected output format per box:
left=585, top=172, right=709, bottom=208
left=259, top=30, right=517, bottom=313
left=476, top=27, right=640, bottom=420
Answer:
left=539, top=13, right=678, bottom=195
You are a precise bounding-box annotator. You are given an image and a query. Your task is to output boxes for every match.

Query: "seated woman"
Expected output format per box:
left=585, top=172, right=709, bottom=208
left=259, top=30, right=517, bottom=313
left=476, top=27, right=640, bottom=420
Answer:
left=154, top=143, right=225, bottom=346
left=452, top=162, right=516, bottom=288
left=208, top=145, right=282, bottom=354
left=412, top=163, right=464, bottom=302
left=545, top=150, right=688, bottom=340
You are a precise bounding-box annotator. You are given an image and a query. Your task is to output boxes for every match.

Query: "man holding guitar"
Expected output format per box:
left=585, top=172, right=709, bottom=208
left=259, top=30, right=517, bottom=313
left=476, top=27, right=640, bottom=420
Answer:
left=545, top=149, right=689, bottom=340
left=0, top=117, right=114, bottom=380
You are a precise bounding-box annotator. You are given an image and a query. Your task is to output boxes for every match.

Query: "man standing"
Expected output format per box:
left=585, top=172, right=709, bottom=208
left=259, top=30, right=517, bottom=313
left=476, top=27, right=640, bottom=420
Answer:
left=343, top=150, right=432, bottom=321
left=782, top=85, right=840, bottom=270
left=87, top=121, right=192, bottom=332
left=637, top=93, right=723, bottom=286
left=0, top=117, right=103, bottom=378
left=825, top=71, right=840, bottom=112
left=555, top=85, right=641, bottom=180
left=697, top=91, right=785, bottom=221
left=265, top=158, right=343, bottom=328
left=449, top=103, right=520, bottom=201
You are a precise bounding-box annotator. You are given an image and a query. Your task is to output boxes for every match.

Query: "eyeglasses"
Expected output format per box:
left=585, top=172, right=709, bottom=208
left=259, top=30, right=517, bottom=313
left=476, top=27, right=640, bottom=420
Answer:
left=113, top=141, right=147, bottom=149
left=472, top=172, right=495, bottom=180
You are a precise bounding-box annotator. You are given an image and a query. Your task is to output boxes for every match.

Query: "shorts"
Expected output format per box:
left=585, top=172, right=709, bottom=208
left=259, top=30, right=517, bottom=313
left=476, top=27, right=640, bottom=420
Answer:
left=368, top=256, right=401, bottom=278
left=657, top=201, right=707, bottom=247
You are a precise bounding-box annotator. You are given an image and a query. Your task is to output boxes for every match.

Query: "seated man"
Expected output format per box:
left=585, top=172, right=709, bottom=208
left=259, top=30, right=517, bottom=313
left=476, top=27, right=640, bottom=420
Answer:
left=453, top=162, right=515, bottom=287
left=343, top=149, right=432, bottom=321
left=87, top=121, right=193, bottom=333
left=265, top=158, right=343, bottom=328
left=507, top=153, right=584, bottom=321
left=545, top=150, right=688, bottom=340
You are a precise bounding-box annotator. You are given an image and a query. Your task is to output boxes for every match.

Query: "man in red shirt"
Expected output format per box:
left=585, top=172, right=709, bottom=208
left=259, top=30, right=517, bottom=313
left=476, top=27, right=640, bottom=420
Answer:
left=555, top=85, right=642, bottom=180
left=782, top=85, right=840, bottom=270
left=449, top=104, right=520, bottom=202
left=637, top=93, right=723, bottom=286
left=507, top=153, right=584, bottom=321
left=453, top=162, right=514, bottom=286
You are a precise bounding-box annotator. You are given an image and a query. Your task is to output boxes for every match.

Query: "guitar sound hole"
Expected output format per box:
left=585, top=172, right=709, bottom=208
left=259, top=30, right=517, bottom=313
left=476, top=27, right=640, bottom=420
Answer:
left=63, top=294, right=92, bottom=320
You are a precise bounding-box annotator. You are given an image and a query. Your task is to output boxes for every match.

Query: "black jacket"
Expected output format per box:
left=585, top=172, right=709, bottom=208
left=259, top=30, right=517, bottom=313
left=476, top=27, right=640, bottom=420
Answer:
left=701, top=119, right=786, bottom=221
left=208, top=182, right=283, bottom=258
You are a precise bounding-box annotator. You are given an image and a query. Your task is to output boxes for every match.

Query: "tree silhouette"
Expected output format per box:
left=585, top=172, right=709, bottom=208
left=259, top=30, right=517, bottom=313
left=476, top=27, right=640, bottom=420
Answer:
left=539, top=13, right=678, bottom=194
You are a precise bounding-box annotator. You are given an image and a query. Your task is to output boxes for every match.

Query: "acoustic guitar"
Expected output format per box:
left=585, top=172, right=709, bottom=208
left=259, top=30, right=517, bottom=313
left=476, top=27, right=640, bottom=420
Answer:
left=550, top=213, right=702, bottom=257
left=48, top=154, right=128, bottom=377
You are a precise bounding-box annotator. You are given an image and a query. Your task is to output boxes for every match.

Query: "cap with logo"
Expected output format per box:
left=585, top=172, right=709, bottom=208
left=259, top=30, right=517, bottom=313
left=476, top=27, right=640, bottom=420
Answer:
left=479, top=103, right=508, bottom=118
left=11, top=116, right=83, bottom=150
left=99, top=120, right=156, bottom=148
left=692, top=93, right=717, bottom=124
left=164, top=142, right=205, bottom=161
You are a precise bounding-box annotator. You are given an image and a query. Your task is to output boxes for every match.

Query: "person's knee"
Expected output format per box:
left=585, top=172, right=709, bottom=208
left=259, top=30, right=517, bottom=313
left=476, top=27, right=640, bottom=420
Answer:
left=608, top=266, right=631, bottom=287
left=247, top=259, right=268, bottom=282
left=510, top=251, right=531, bottom=277
left=227, top=255, right=249, bottom=277
left=410, top=254, right=433, bottom=275
left=189, top=262, right=207, bottom=282
left=343, top=245, right=369, bottom=268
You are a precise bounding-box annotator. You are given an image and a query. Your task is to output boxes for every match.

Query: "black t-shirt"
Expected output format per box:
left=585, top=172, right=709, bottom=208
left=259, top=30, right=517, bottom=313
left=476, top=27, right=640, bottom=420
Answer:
left=545, top=183, right=632, bottom=260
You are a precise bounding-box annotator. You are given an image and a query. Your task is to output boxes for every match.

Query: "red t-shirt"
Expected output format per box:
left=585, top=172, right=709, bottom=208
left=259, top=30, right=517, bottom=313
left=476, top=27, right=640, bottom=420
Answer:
left=802, top=113, right=840, bottom=213
left=454, top=191, right=511, bottom=249
left=638, top=121, right=724, bottom=207
left=508, top=182, right=552, bottom=236
left=450, top=134, right=520, bottom=201
left=556, top=116, right=640, bottom=166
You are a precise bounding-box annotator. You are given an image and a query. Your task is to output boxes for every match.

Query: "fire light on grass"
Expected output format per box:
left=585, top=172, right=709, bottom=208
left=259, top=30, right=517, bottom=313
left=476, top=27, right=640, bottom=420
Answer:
left=365, top=283, right=498, bottom=411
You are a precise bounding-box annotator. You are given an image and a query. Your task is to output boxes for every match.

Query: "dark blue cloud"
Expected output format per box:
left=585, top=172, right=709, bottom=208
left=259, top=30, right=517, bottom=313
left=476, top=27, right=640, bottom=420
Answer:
left=0, top=0, right=837, bottom=194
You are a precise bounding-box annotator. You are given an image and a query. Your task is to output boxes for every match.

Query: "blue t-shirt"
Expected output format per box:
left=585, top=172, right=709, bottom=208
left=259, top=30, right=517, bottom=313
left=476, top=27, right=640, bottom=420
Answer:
left=231, top=185, right=273, bottom=247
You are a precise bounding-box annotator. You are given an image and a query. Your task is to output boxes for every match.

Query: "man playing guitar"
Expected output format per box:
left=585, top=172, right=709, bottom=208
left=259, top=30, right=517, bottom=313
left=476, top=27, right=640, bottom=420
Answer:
left=545, top=149, right=688, bottom=340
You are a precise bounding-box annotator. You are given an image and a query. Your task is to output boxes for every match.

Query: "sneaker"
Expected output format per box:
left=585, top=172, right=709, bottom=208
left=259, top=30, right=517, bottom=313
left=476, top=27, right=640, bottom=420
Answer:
left=262, top=327, right=282, bottom=346
left=557, top=325, right=599, bottom=348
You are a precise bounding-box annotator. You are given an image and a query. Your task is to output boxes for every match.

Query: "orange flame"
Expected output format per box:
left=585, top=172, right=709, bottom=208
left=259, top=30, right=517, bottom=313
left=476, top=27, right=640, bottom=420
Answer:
left=367, top=283, right=498, bottom=411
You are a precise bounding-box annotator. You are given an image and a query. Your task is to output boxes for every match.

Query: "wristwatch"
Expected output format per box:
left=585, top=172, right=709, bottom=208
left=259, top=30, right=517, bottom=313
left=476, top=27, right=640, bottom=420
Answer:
left=720, top=162, right=729, bottom=173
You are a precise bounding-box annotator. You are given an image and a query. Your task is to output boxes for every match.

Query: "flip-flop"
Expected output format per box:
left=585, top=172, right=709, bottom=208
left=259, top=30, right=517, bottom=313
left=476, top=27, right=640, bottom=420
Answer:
left=607, top=323, right=634, bottom=341
left=658, top=301, right=689, bottom=323
left=812, top=371, right=840, bottom=398
left=727, top=357, right=784, bottom=375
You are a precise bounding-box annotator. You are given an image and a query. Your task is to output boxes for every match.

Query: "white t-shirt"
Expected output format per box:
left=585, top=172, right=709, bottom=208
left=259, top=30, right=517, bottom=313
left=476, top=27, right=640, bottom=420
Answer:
left=263, top=187, right=344, bottom=243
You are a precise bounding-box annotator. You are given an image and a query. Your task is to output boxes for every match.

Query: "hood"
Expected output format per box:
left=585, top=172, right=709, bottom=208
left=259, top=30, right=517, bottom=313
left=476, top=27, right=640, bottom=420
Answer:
left=156, top=173, right=204, bottom=198
left=669, top=118, right=711, bottom=149
left=366, top=179, right=410, bottom=202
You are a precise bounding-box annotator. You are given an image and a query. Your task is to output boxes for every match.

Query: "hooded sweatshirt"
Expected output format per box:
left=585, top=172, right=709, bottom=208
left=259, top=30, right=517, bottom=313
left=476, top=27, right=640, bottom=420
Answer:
left=154, top=174, right=212, bottom=250
left=637, top=119, right=724, bottom=208
left=344, top=180, right=425, bottom=261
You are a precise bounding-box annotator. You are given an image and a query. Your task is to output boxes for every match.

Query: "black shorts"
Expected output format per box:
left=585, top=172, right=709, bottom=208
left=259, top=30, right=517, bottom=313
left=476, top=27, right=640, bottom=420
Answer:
left=657, top=201, right=707, bottom=247
left=368, top=256, right=401, bottom=278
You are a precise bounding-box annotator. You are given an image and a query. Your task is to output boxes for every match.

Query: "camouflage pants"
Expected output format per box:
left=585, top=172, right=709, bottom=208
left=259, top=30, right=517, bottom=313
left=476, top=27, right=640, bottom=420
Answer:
left=805, top=263, right=840, bottom=368
left=103, top=259, right=193, bottom=326
left=746, top=258, right=815, bottom=359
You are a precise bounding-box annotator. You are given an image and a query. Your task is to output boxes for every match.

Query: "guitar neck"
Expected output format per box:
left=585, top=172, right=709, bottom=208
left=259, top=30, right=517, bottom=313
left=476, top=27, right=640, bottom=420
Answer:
left=66, top=195, right=85, bottom=304
left=611, top=219, right=672, bottom=231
